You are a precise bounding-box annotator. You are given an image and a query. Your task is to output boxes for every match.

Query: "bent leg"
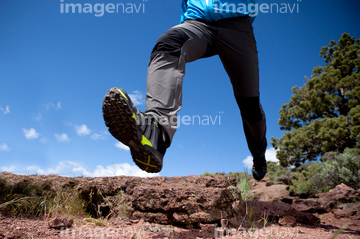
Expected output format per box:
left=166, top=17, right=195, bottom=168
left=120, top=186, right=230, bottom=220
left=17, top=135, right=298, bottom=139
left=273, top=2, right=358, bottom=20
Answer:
left=145, top=20, right=214, bottom=143
left=216, top=17, right=267, bottom=158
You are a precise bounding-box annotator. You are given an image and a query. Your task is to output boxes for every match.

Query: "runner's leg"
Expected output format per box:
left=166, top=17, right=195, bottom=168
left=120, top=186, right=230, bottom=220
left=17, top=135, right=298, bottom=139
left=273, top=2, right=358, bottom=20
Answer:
left=145, top=20, right=216, bottom=143
left=215, top=16, right=267, bottom=159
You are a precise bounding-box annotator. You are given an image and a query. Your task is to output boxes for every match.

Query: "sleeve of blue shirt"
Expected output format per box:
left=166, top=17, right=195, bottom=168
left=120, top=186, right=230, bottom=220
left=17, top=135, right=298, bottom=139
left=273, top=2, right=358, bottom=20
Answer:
left=180, top=0, right=188, bottom=23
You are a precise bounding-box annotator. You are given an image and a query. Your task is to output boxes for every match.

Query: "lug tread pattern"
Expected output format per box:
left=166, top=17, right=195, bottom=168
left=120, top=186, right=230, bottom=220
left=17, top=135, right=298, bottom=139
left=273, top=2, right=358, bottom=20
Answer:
left=102, top=87, right=162, bottom=173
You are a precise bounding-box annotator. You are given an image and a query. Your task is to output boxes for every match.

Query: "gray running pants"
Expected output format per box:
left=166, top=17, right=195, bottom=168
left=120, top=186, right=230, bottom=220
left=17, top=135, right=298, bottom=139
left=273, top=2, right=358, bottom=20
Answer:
left=145, top=16, right=267, bottom=159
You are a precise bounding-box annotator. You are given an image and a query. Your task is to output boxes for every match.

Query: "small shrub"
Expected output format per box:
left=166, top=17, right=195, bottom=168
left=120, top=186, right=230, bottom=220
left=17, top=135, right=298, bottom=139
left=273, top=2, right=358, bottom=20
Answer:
left=47, top=187, right=86, bottom=218
left=290, top=178, right=313, bottom=196
left=0, top=179, right=56, bottom=217
left=275, top=170, right=292, bottom=185
left=289, top=163, right=321, bottom=196
left=228, top=172, right=255, bottom=201
left=109, top=190, right=133, bottom=219
left=312, top=149, right=360, bottom=190
left=266, top=161, right=282, bottom=181
left=266, top=161, right=293, bottom=185
left=293, top=149, right=360, bottom=195
left=226, top=172, right=256, bottom=201
left=239, top=174, right=255, bottom=201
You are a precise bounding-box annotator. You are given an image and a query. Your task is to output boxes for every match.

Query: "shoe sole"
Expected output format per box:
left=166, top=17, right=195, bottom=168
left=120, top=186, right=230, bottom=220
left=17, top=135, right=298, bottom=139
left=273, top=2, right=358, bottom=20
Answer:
left=102, top=87, right=162, bottom=173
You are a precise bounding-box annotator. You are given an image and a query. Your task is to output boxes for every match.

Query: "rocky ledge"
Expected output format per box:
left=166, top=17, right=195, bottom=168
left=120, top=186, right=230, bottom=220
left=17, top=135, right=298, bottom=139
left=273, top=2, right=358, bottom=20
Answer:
left=1, top=172, right=359, bottom=229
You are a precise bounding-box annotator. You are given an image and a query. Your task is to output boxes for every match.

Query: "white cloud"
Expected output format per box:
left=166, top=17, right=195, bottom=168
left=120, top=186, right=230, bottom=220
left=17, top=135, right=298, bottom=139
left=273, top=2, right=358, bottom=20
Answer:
left=23, top=128, right=40, bottom=140
left=0, top=143, right=11, bottom=152
left=115, top=142, right=130, bottom=151
left=243, top=147, right=279, bottom=170
left=128, top=90, right=144, bottom=106
left=91, top=131, right=109, bottom=140
left=0, top=105, right=10, bottom=114
left=75, top=124, right=92, bottom=136
left=1, top=165, right=16, bottom=172
left=55, top=133, right=70, bottom=142
left=265, top=147, right=278, bottom=163
left=2, top=161, right=159, bottom=177
left=25, top=161, right=78, bottom=175
left=79, top=163, right=159, bottom=177
left=44, top=101, right=61, bottom=110
left=243, top=155, right=253, bottom=170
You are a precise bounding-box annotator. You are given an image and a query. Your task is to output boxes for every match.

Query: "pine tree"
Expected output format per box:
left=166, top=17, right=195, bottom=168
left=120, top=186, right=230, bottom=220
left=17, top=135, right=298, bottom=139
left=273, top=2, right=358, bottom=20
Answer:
left=271, top=33, right=360, bottom=167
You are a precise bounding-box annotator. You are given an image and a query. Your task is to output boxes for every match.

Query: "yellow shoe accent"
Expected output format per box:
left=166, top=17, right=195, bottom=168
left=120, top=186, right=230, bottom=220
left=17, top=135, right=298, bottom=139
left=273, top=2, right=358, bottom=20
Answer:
left=117, top=89, right=129, bottom=101
left=135, top=155, right=157, bottom=168
left=117, top=89, right=137, bottom=122
left=141, top=135, right=152, bottom=147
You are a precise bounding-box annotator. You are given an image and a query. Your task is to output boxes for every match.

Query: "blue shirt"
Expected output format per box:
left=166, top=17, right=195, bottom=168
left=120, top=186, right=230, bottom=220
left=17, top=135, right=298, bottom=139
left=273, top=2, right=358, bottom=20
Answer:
left=180, top=0, right=257, bottom=23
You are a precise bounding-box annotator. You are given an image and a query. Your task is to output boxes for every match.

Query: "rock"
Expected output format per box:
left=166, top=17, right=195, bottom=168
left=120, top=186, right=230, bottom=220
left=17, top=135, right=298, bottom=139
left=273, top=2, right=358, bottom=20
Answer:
left=334, top=205, right=360, bottom=219
left=278, top=216, right=297, bottom=227
left=220, top=217, right=239, bottom=228
left=249, top=177, right=293, bottom=203
left=292, top=185, right=360, bottom=214
left=353, top=213, right=360, bottom=220
left=252, top=184, right=292, bottom=203
left=316, top=183, right=359, bottom=202
left=131, top=177, right=236, bottom=225
left=48, top=216, right=74, bottom=229
left=249, top=176, right=267, bottom=188
left=198, top=222, right=216, bottom=230
left=232, top=201, right=319, bottom=226
left=132, top=211, right=171, bottom=224
left=292, top=198, right=335, bottom=213
left=3, top=172, right=338, bottom=230
left=2, top=230, right=23, bottom=239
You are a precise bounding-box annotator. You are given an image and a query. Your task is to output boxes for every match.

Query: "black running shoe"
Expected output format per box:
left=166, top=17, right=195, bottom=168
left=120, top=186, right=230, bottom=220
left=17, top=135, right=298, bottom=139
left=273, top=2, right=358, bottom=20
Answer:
left=252, top=157, right=267, bottom=181
left=102, top=87, right=169, bottom=173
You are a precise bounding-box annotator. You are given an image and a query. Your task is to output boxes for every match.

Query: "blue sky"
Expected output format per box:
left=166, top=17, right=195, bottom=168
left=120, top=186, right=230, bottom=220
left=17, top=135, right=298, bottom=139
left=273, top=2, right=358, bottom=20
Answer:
left=0, top=0, right=359, bottom=177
